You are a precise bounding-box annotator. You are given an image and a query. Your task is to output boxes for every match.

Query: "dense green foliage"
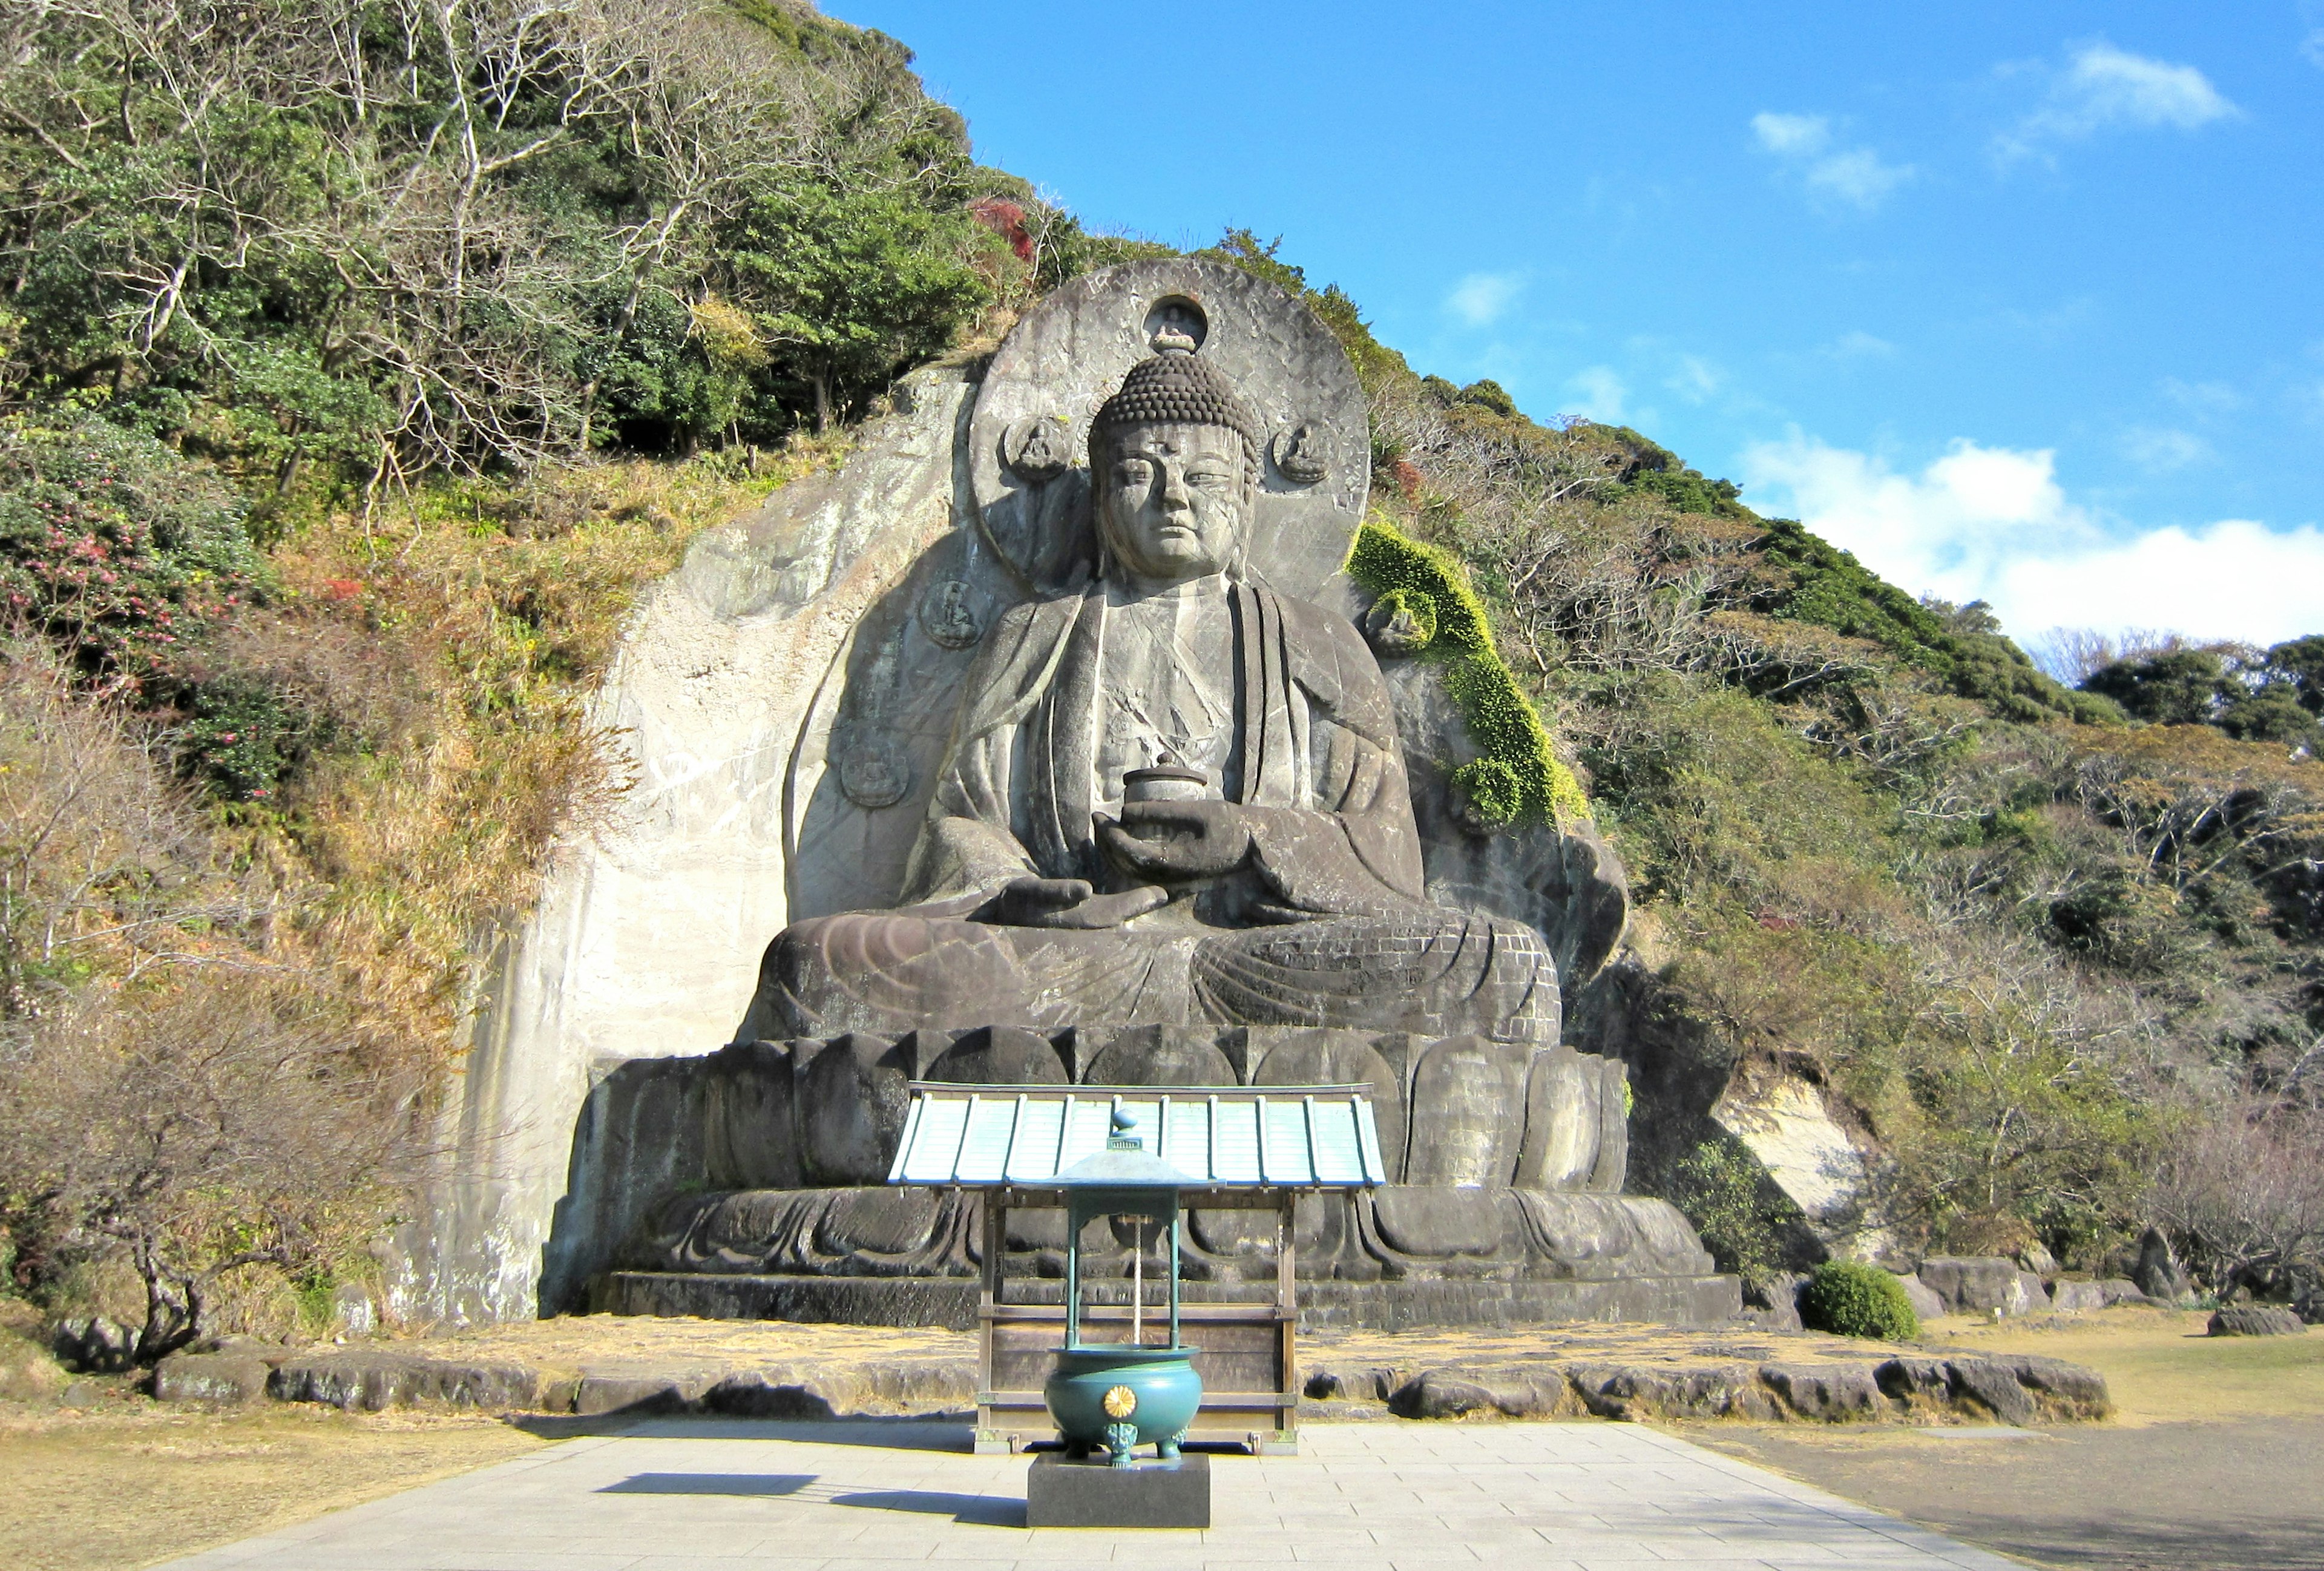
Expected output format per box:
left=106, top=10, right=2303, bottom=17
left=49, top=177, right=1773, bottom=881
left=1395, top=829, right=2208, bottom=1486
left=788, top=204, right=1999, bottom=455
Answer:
left=2080, top=641, right=2324, bottom=750
left=1798, top=1260, right=1920, bottom=1340
left=0, top=0, right=1126, bottom=481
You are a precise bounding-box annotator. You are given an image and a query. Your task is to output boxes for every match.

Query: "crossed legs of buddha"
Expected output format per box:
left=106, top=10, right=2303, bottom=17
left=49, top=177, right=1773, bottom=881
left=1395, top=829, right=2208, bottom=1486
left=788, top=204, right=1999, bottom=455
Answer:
left=761, top=909, right=1559, bottom=1044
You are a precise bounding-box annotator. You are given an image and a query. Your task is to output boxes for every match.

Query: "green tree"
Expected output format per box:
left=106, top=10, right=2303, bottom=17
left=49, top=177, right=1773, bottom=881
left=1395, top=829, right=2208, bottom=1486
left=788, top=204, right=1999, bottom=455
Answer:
left=724, top=182, right=992, bottom=432
left=2083, top=648, right=2230, bottom=725
left=2263, top=635, right=2324, bottom=716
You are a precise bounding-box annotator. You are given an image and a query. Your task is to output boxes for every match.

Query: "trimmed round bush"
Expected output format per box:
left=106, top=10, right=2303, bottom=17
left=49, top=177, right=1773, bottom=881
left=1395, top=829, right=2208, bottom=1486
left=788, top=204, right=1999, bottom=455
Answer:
left=1799, top=1261, right=1921, bottom=1341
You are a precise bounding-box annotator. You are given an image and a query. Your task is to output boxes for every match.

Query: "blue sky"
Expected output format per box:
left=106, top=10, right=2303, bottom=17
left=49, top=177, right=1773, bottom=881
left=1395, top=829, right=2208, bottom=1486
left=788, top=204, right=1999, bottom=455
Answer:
left=828, top=1, right=2324, bottom=647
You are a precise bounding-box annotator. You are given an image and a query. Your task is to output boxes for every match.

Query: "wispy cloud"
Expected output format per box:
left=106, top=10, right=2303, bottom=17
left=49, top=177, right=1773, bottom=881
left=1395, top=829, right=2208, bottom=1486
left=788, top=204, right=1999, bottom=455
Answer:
left=2160, top=377, right=2242, bottom=416
left=1998, top=42, right=2240, bottom=160
left=1824, top=330, right=1897, bottom=360
left=2119, top=426, right=2211, bottom=472
left=1445, top=271, right=1525, bottom=328
left=1741, top=433, right=2324, bottom=642
left=1751, top=111, right=1914, bottom=212
left=1667, top=355, right=1722, bottom=404
left=1566, top=366, right=1628, bottom=423
left=1751, top=112, right=1830, bottom=156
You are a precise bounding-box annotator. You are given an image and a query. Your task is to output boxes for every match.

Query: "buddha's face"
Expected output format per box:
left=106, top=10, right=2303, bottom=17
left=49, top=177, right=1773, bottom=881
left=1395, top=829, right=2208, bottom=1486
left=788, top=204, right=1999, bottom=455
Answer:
left=1095, top=422, right=1250, bottom=587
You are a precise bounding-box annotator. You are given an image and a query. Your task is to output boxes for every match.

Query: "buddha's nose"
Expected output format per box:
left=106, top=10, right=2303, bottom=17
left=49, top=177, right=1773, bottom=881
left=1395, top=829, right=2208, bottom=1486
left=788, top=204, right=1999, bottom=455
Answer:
left=1157, top=465, right=1192, bottom=509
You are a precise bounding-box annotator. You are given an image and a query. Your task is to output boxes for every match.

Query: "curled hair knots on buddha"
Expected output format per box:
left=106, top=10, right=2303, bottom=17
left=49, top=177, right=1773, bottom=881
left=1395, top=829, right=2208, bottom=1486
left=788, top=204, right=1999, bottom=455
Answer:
left=1088, top=335, right=1263, bottom=486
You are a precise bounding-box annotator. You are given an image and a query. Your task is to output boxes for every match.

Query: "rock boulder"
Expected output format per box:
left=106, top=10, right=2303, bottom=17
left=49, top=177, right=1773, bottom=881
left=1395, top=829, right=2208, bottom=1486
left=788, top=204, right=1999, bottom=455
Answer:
left=2208, top=1305, right=2305, bottom=1337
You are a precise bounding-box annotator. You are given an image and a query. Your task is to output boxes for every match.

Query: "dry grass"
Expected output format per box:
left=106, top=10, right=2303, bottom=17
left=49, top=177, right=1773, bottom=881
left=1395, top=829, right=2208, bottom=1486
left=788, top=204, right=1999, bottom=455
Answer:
left=261, top=446, right=849, bottom=1065
left=1922, top=1306, right=2324, bottom=1426
left=0, top=1400, right=546, bottom=1571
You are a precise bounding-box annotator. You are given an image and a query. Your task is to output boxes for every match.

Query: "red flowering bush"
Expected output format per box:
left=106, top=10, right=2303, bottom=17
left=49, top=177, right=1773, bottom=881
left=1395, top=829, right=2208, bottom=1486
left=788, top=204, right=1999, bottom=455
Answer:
left=0, top=413, right=268, bottom=683
left=0, top=412, right=301, bottom=798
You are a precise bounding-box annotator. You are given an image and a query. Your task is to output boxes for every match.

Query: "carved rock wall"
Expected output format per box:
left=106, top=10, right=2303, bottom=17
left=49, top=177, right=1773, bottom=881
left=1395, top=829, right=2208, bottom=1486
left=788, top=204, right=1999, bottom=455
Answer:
left=392, top=371, right=980, bottom=1323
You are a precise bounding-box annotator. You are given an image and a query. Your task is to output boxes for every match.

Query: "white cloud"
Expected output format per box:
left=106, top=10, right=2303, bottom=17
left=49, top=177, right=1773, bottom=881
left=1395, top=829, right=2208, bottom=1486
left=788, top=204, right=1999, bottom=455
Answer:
left=1446, top=271, right=1524, bottom=328
left=1566, top=366, right=1628, bottom=423
left=1803, top=148, right=1915, bottom=209
left=1667, top=355, right=1721, bottom=404
left=1825, top=330, right=1897, bottom=360
left=1751, top=110, right=1914, bottom=211
left=1751, top=113, right=1831, bottom=156
left=2000, top=42, right=2240, bottom=159
left=2119, top=426, right=2210, bottom=472
left=2160, top=377, right=2242, bottom=415
left=1741, top=433, right=2324, bottom=643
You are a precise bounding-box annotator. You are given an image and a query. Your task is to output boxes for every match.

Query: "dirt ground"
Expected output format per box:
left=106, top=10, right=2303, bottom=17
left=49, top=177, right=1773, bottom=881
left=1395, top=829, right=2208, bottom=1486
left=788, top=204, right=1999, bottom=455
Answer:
left=1686, top=1308, right=2324, bottom=1571
left=419, top=1309, right=1908, bottom=1378
left=424, top=1311, right=977, bottom=1372
left=0, top=1394, right=548, bottom=1571
left=8, top=1306, right=2319, bottom=1571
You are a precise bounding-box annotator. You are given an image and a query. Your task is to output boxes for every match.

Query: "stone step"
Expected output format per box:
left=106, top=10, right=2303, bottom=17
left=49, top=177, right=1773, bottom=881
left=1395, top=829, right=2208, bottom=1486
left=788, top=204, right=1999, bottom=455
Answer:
left=591, top=1270, right=1743, bottom=1329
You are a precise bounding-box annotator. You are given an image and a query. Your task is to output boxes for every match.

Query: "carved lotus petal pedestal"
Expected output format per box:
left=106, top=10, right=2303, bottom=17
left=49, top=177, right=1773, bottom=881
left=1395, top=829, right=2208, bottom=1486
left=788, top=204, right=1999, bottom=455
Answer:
left=582, top=1023, right=1738, bottom=1329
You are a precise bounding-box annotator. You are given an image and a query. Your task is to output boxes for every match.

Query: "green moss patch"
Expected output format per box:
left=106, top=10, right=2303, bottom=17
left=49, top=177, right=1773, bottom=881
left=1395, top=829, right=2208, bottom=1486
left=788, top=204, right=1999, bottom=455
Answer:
left=1345, top=516, right=1590, bottom=827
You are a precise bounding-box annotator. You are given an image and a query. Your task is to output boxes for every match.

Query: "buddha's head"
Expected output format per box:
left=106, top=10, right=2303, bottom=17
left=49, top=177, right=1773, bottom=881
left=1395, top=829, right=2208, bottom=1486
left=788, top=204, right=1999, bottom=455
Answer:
left=1088, top=336, right=1262, bottom=588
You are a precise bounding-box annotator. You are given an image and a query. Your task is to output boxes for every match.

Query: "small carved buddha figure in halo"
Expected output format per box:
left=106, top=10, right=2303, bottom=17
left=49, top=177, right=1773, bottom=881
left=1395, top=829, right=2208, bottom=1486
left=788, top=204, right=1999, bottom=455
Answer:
left=758, top=335, right=1558, bottom=1043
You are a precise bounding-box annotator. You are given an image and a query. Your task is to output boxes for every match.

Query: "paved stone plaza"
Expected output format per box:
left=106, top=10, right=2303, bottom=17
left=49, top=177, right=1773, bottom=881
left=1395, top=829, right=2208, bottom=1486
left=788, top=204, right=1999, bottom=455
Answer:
left=155, top=1418, right=2017, bottom=1570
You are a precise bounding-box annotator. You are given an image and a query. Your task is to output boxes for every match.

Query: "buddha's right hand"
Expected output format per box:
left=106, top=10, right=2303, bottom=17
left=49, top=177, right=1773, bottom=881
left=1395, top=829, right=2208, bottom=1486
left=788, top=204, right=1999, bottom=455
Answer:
left=977, top=877, right=1169, bottom=929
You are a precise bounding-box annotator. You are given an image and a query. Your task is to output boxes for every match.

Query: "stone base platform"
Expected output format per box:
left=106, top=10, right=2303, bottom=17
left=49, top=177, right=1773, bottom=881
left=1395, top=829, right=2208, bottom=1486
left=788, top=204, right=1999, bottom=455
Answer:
left=591, top=1270, right=1742, bottom=1331
left=154, top=1315, right=2110, bottom=1428
left=1026, top=1452, right=1210, bottom=1528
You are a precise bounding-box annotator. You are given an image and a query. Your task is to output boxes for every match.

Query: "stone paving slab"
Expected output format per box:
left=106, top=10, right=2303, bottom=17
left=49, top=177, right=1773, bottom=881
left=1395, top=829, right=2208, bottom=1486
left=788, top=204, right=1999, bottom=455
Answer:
left=149, top=1418, right=2020, bottom=1571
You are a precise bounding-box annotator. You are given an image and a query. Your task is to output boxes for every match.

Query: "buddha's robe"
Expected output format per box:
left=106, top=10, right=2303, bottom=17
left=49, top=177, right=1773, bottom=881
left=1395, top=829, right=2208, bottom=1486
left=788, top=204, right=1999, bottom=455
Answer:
left=757, top=578, right=1557, bottom=1044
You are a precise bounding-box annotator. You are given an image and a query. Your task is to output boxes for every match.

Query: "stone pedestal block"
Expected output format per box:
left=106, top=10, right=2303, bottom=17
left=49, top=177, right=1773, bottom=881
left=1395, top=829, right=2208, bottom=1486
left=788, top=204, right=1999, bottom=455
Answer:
left=1026, top=1452, right=1210, bottom=1529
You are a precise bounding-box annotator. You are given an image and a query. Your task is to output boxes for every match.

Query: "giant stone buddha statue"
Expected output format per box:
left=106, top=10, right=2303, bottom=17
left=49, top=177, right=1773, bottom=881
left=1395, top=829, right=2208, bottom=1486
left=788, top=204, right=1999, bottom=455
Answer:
left=588, top=261, right=1732, bottom=1326
left=757, top=334, right=1558, bottom=1046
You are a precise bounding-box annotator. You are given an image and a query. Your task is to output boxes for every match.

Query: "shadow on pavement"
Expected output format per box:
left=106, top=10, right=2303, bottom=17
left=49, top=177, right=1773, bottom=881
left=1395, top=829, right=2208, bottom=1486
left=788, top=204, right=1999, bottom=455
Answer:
left=513, top=1415, right=976, bottom=1450
left=599, top=1472, right=815, bottom=1497
left=832, top=1489, right=1027, bottom=1527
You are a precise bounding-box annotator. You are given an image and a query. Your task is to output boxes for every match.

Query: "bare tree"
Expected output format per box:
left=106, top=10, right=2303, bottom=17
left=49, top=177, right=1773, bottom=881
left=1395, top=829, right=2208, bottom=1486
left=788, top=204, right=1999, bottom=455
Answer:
left=0, top=641, right=424, bottom=1359
left=0, top=970, right=429, bottom=1360
left=2025, top=626, right=2194, bottom=686
left=2150, top=1099, right=2324, bottom=1300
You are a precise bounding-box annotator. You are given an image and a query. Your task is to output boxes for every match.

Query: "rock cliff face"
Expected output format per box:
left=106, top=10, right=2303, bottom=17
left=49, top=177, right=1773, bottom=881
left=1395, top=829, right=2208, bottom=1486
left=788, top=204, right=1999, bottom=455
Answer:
left=394, top=371, right=979, bottom=1323
left=393, top=260, right=1673, bottom=1323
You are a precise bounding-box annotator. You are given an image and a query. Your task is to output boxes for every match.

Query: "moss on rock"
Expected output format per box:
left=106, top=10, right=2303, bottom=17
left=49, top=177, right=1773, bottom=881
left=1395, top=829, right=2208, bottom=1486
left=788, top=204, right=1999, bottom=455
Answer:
left=1345, top=516, right=1591, bottom=827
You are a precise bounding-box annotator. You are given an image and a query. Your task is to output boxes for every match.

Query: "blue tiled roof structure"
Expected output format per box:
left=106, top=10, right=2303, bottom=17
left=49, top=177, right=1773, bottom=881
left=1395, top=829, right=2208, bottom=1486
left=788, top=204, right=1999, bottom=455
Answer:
left=886, top=1083, right=1387, bottom=1189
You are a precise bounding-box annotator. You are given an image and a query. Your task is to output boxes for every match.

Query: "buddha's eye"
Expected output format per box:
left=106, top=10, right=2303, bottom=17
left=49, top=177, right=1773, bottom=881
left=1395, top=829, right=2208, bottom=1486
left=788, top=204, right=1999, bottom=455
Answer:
left=1112, top=460, right=1152, bottom=486
left=1187, top=467, right=1233, bottom=490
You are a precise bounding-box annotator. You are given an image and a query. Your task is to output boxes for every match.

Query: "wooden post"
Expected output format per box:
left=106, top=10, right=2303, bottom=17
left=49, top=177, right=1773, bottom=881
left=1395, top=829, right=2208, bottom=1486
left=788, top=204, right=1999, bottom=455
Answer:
left=977, top=1188, right=1005, bottom=1454
left=1273, top=1189, right=1299, bottom=1454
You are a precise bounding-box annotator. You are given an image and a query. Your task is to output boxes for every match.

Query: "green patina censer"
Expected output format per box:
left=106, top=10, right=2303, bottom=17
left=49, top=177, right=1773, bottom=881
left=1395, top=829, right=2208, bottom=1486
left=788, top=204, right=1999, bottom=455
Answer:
left=1045, top=1102, right=1202, bottom=1466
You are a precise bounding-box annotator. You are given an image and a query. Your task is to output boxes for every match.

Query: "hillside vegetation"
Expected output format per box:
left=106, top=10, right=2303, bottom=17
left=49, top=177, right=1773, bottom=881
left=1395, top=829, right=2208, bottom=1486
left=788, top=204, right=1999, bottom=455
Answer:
left=0, top=4, right=2317, bottom=1354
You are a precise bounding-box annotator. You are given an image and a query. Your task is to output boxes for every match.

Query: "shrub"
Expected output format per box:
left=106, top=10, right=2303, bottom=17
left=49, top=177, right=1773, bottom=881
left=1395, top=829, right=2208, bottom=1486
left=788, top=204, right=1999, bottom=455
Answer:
left=1667, top=1138, right=1789, bottom=1290
left=1344, top=517, right=1590, bottom=825
left=1798, top=1260, right=1921, bottom=1340
left=0, top=411, right=267, bottom=681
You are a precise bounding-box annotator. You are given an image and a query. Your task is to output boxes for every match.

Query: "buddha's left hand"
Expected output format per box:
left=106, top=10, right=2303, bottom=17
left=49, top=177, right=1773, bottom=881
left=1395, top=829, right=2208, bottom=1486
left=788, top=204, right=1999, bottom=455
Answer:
left=1094, top=800, right=1254, bottom=880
